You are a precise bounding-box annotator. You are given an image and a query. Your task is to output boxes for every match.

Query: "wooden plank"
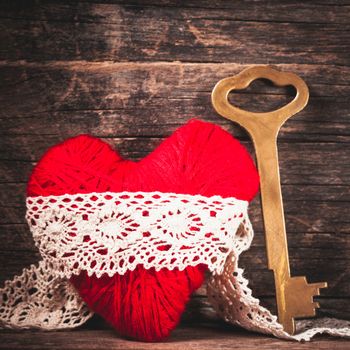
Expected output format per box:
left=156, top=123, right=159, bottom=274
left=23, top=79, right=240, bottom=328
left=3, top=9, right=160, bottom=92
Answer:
left=1, top=1, right=350, bottom=24
left=1, top=62, right=349, bottom=93
left=0, top=161, right=34, bottom=183
left=0, top=138, right=349, bottom=186
left=2, top=183, right=349, bottom=207
left=0, top=2, right=349, bottom=64
left=0, top=324, right=349, bottom=350
left=1, top=105, right=350, bottom=143
left=0, top=63, right=349, bottom=103
left=0, top=63, right=349, bottom=144
left=0, top=250, right=40, bottom=283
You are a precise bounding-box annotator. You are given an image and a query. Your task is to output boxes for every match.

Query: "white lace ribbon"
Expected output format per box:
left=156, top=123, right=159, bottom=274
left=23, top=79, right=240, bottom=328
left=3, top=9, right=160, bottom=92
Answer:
left=0, top=260, right=93, bottom=330
left=26, top=191, right=251, bottom=278
left=0, top=191, right=349, bottom=341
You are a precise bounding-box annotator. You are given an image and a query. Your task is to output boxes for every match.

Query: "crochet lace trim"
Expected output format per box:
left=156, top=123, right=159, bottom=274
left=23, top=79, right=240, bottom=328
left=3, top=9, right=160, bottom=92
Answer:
left=0, top=260, right=92, bottom=330
left=26, top=191, right=251, bottom=278
left=0, top=191, right=349, bottom=341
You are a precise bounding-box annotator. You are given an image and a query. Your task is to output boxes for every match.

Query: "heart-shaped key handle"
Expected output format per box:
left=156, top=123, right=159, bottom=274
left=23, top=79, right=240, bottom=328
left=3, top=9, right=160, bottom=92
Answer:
left=211, top=65, right=309, bottom=138
left=212, top=66, right=327, bottom=335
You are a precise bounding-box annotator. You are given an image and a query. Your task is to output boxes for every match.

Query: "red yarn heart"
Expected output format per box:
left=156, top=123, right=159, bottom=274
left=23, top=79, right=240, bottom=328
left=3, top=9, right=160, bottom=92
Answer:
left=27, top=119, right=259, bottom=341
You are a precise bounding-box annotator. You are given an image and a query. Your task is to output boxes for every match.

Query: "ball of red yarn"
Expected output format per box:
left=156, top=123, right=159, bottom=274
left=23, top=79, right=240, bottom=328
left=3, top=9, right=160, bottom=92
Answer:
left=27, top=119, right=259, bottom=341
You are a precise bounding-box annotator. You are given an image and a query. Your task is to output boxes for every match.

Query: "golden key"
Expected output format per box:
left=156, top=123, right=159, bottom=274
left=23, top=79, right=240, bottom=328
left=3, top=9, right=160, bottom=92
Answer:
left=211, top=65, right=327, bottom=335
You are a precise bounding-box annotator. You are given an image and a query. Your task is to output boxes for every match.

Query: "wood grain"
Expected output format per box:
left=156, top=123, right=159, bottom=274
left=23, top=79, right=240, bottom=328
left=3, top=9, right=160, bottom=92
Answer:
left=0, top=63, right=349, bottom=143
left=1, top=324, right=350, bottom=350
left=0, top=1, right=349, bottom=345
left=0, top=1, right=349, bottom=64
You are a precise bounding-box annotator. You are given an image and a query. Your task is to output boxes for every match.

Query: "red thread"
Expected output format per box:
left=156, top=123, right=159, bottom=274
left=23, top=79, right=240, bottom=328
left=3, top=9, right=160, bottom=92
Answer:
left=27, top=119, right=259, bottom=341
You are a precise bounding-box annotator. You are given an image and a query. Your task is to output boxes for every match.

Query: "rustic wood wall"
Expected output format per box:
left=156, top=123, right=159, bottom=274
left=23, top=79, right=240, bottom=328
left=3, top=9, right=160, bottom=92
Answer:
left=0, top=0, right=349, bottom=323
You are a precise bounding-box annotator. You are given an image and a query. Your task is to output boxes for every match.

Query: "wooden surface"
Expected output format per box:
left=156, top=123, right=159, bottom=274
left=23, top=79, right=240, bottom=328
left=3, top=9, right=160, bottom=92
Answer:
left=0, top=0, right=349, bottom=348
left=1, top=322, right=350, bottom=350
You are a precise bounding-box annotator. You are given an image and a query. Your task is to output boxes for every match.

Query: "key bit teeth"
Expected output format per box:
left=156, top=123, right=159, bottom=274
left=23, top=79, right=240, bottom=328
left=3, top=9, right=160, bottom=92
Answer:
left=307, top=281, right=328, bottom=300
left=311, top=281, right=328, bottom=290
left=317, top=281, right=328, bottom=290
left=313, top=301, right=320, bottom=309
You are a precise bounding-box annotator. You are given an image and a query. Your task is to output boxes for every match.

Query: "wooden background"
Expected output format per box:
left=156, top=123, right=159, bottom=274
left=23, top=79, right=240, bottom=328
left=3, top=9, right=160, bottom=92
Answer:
left=0, top=0, right=349, bottom=336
